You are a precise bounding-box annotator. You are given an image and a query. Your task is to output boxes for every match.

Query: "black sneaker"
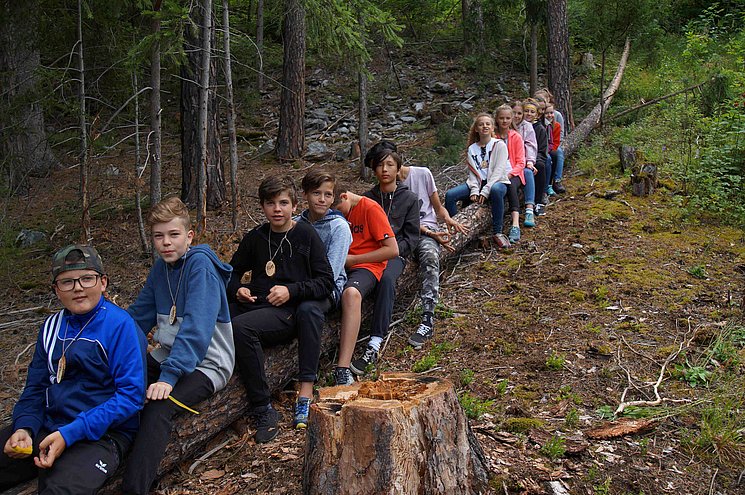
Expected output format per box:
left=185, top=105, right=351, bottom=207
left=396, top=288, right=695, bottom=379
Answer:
left=408, top=323, right=434, bottom=349
left=350, top=346, right=378, bottom=375
left=333, top=366, right=354, bottom=386
left=251, top=404, right=279, bottom=443
left=535, top=204, right=547, bottom=216
left=553, top=180, right=566, bottom=194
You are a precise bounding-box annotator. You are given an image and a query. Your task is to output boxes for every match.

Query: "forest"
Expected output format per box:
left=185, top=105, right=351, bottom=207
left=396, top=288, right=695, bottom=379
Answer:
left=1, top=0, right=744, bottom=493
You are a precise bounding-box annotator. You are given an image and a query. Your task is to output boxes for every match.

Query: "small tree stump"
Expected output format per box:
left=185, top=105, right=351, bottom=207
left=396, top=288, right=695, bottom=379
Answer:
left=630, top=163, right=658, bottom=197
left=303, top=373, right=490, bottom=495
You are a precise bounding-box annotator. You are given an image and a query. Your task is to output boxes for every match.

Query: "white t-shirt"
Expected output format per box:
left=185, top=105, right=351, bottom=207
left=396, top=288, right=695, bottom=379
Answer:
left=402, top=166, right=438, bottom=230
left=467, top=141, right=497, bottom=181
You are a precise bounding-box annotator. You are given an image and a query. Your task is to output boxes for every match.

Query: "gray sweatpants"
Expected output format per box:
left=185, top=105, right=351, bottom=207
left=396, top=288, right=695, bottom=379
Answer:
left=415, top=235, right=441, bottom=315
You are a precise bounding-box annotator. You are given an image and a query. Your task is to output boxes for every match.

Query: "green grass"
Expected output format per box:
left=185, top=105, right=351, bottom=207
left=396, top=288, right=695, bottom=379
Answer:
left=545, top=352, right=566, bottom=371
left=458, top=392, right=494, bottom=419
left=540, top=435, right=566, bottom=460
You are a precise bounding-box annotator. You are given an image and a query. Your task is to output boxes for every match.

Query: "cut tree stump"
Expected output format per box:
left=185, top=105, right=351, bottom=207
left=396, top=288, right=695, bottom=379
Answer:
left=630, top=163, right=658, bottom=197
left=618, top=145, right=637, bottom=173
left=303, top=373, right=490, bottom=495
left=2, top=203, right=495, bottom=494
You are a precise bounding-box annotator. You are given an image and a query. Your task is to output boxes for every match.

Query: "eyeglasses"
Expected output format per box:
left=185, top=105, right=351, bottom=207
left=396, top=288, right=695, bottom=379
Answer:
left=54, top=274, right=101, bottom=292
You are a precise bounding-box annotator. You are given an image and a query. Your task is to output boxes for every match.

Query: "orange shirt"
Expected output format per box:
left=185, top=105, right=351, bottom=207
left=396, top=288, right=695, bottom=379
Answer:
left=346, top=197, right=395, bottom=280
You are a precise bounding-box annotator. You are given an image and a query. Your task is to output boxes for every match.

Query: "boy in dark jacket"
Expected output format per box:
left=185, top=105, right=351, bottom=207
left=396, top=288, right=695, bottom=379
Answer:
left=123, top=197, right=234, bottom=494
left=229, top=176, right=334, bottom=443
left=0, top=245, right=146, bottom=494
left=350, top=141, right=420, bottom=375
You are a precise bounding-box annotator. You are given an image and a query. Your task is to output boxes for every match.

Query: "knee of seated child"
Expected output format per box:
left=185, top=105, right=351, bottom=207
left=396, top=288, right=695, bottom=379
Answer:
left=341, top=287, right=362, bottom=305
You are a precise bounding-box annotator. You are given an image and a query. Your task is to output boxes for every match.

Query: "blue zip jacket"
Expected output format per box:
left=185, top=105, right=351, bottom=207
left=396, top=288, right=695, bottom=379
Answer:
left=295, top=208, right=352, bottom=304
left=12, top=297, right=147, bottom=446
left=127, top=244, right=235, bottom=392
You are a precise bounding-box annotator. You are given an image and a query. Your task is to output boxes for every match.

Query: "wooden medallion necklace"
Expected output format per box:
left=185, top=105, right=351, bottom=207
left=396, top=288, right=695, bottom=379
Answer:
left=266, top=225, right=292, bottom=277
left=165, top=260, right=186, bottom=325
left=57, top=309, right=100, bottom=383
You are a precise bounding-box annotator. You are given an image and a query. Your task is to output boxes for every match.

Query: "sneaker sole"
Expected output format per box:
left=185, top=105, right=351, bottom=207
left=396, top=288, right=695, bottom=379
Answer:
left=255, top=428, right=279, bottom=443
left=349, top=362, right=368, bottom=375
left=294, top=421, right=308, bottom=429
left=407, top=337, right=425, bottom=349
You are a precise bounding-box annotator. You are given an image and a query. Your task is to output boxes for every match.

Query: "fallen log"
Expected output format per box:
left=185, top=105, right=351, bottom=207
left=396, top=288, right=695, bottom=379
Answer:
left=303, top=373, right=490, bottom=495
left=0, top=203, right=494, bottom=495
left=562, top=38, right=631, bottom=159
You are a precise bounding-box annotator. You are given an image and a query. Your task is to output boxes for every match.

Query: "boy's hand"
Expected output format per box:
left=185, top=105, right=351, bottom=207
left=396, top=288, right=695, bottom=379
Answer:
left=34, top=431, right=65, bottom=469
left=429, top=231, right=456, bottom=253
left=147, top=381, right=173, bottom=400
left=267, top=285, right=290, bottom=306
left=236, top=287, right=256, bottom=303
left=446, top=218, right=469, bottom=236
left=4, top=429, right=32, bottom=458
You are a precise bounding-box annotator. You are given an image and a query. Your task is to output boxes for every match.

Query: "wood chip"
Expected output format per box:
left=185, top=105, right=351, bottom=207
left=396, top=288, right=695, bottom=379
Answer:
left=200, top=469, right=225, bottom=480
left=586, top=418, right=655, bottom=439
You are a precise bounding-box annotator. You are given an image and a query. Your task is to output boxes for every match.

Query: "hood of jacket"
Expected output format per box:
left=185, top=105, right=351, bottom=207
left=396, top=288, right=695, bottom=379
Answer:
left=184, top=244, right=233, bottom=284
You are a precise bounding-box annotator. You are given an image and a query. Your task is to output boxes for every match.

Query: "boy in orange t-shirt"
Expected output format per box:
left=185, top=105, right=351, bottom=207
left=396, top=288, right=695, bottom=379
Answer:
left=333, top=190, right=398, bottom=385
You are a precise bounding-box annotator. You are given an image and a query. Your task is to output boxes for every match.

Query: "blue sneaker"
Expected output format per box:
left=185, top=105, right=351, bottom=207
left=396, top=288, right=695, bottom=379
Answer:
left=508, top=226, right=521, bottom=243
left=547, top=185, right=557, bottom=196
left=524, top=210, right=535, bottom=227
left=294, top=397, right=311, bottom=429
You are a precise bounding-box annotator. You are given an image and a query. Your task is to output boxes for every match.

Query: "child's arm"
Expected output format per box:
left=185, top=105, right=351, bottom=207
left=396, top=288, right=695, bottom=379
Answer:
left=325, top=218, right=353, bottom=285
left=508, top=132, right=526, bottom=176
left=396, top=194, right=421, bottom=259
left=12, top=316, right=58, bottom=443
left=551, top=121, right=561, bottom=151
left=55, top=314, right=146, bottom=450
left=465, top=152, right=482, bottom=197
left=346, top=237, right=398, bottom=268
left=482, top=140, right=510, bottom=196
left=523, top=123, right=538, bottom=170
left=431, top=191, right=468, bottom=236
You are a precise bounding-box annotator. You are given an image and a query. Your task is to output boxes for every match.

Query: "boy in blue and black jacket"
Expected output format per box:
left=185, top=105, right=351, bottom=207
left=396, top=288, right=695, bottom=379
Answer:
left=122, top=197, right=234, bottom=495
left=0, top=244, right=147, bottom=493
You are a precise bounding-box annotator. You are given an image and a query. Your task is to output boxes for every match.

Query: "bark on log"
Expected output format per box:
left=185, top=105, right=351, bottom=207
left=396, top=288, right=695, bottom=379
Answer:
left=562, top=38, right=631, bottom=159
left=303, top=373, right=490, bottom=495
left=2, top=204, right=494, bottom=494
left=630, top=163, right=658, bottom=197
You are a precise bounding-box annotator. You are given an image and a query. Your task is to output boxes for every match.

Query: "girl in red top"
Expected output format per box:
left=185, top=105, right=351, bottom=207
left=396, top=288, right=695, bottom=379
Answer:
left=543, top=103, right=561, bottom=197
left=494, top=104, right=527, bottom=244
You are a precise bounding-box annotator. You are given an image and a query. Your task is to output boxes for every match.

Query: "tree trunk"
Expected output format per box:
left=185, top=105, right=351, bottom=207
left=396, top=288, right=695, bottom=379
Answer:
left=304, top=373, right=490, bottom=495
left=149, top=0, right=163, bottom=208
left=599, top=49, right=606, bottom=129
left=181, top=1, right=225, bottom=212
left=0, top=0, right=57, bottom=195
left=77, top=0, right=90, bottom=243
left=562, top=38, right=630, bottom=158
left=530, top=23, right=538, bottom=96
left=132, top=71, right=149, bottom=256
left=256, top=0, right=264, bottom=91
left=464, top=0, right=484, bottom=56
left=546, top=0, right=572, bottom=127
left=196, top=0, right=213, bottom=231
left=277, top=0, right=306, bottom=160
left=222, top=0, right=239, bottom=232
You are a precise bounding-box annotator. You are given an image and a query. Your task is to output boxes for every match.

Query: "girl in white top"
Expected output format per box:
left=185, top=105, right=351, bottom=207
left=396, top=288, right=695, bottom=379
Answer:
left=444, top=112, right=512, bottom=247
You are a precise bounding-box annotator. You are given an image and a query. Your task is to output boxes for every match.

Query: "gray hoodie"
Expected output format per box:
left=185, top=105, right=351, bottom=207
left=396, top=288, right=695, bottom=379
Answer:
left=296, top=209, right=352, bottom=304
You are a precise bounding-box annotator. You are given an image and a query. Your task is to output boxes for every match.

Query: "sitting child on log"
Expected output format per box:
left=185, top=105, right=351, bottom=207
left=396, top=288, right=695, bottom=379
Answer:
left=397, top=160, right=467, bottom=348
left=0, top=245, right=146, bottom=493
left=292, top=169, right=352, bottom=427
left=333, top=188, right=398, bottom=385
left=494, top=104, right=528, bottom=244
left=228, top=176, right=334, bottom=442
left=351, top=141, right=420, bottom=376
left=445, top=112, right=512, bottom=249
left=123, top=197, right=235, bottom=494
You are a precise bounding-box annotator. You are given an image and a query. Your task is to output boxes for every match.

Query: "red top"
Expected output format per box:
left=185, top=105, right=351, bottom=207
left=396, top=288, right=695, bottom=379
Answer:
left=345, top=197, right=395, bottom=281
left=548, top=120, right=561, bottom=152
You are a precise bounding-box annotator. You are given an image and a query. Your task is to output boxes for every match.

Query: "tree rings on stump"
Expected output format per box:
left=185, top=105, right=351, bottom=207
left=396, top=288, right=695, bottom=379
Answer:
left=303, top=373, right=490, bottom=495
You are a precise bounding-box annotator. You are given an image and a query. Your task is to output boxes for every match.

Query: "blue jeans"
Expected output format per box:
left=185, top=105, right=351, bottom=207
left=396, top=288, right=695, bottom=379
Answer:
left=545, top=154, right=553, bottom=192
left=444, top=182, right=507, bottom=234
left=554, top=146, right=565, bottom=182
left=523, top=168, right=535, bottom=205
